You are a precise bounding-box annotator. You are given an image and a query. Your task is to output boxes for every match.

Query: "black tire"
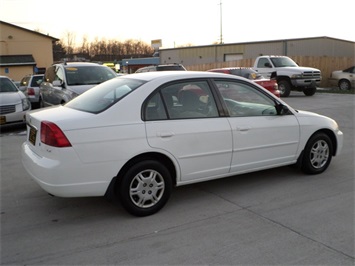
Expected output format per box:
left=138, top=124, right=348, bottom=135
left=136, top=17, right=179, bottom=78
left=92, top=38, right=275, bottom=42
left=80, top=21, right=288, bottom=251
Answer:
left=338, top=79, right=351, bottom=90
left=278, top=80, right=291, bottom=97
left=118, top=160, right=172, bottom=216
left=301, top=133, right=333, bottom=175
left=303, top=87, right=316, bottom=96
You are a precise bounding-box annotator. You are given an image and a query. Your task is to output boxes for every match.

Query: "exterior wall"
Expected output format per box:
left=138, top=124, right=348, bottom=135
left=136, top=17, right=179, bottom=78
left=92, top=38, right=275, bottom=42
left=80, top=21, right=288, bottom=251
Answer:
left=160, top=37, right=355, bottom=68
left=0, top=65, right=33, bottom=80
left=0, top=22, right=56, bottom=81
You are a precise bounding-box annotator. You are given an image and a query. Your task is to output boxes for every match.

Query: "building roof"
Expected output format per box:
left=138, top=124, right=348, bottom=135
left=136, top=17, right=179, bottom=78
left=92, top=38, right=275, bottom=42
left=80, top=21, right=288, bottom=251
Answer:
left=160, top=36, right=355, bottom=51
left=0, top=55, right=36, bottom=67
left=0, top=20, right=59, bottom=41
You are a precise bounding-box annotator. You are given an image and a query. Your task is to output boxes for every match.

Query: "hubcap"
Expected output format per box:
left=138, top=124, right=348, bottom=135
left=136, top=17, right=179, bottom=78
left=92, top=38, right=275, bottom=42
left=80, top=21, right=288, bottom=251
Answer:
left=339, top=81, right=349, bottom=90
left=129, top=170, right=165, bottom=208
left=310, top=140, right=329, bottom=169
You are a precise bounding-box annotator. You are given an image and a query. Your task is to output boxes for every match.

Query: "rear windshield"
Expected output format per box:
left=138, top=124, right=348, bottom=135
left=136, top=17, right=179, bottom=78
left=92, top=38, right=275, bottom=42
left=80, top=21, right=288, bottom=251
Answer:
left=65, top=77, right=145, bottom=113
left=31, top=76, right=44, bottom=86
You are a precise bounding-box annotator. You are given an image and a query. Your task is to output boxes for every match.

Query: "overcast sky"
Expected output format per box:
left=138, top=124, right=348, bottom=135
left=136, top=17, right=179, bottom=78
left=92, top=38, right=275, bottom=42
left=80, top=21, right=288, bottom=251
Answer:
left=1, top=0, right=354, bottom=48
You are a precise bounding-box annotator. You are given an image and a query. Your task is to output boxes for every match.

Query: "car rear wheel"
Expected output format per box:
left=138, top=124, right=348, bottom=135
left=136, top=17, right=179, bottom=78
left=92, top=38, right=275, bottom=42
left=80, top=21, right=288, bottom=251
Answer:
left=338, top=79, right=351, bottom=90
left=118, top=160, right=173, bottom=216
left=278, top=80, right=291, bottom=97
left=301, top=133, right=333, bottom=174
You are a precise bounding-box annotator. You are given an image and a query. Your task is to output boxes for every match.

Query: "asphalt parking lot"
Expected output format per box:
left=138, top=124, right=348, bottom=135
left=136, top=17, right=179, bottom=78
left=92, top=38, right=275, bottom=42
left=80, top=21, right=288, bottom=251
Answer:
left=1, top=91, right=354, bottom=265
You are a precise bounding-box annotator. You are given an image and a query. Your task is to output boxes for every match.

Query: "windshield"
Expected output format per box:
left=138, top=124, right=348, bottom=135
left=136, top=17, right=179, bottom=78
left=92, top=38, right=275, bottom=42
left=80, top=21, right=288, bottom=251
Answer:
left=270, top=57, right=298, bottom=67
left=0, top=78, right=18, bottom=92
left=65, top=65, right=116, bottom=86
left=65, top=77, right=145, bottom=113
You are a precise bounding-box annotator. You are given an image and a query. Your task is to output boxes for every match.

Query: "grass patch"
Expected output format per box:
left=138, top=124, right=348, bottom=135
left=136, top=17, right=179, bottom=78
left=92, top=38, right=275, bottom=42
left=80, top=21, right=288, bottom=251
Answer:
left=317, top=88, right=355, bottom=94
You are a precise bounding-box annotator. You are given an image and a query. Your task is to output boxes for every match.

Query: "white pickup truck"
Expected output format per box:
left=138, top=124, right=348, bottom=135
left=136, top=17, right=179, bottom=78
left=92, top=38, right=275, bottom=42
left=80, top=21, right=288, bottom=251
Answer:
left=253, top=55, right=321, bottom=97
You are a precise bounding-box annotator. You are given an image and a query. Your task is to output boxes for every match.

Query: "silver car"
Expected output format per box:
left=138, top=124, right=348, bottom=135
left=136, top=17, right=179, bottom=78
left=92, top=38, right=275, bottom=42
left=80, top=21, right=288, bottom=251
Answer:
left=0, top=76, right=31, bottom=125
left=329, top=66, right=355, bottom=90
left=39, top=62, right=117, bottom=107
left=19, top=74, right=44, bottom=108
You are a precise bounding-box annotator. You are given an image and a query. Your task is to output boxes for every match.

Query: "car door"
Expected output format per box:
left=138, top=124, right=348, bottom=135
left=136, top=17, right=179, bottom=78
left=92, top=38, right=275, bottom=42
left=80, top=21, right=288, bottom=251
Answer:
left=214, top=79, right=300, bottom=173
left=144, top=80, right=233, bottom=183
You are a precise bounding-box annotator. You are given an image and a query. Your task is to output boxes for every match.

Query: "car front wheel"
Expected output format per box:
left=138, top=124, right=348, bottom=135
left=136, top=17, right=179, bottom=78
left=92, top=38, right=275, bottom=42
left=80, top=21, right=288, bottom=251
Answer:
left=338, top=79, right=351, bottom=90
left=118, top=160, right=173, bottom=216
left=301, top=133, right=333, bottom=174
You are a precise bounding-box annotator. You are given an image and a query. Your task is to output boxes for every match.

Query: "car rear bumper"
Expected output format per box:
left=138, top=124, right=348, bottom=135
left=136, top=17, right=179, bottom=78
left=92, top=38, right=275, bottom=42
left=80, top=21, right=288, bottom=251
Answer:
left=21, top=142, right=111, bottom=197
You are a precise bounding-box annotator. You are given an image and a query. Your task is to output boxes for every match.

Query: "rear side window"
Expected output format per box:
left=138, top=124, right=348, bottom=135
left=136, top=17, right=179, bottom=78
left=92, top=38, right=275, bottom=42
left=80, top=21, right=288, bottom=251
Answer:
left=144, top=80, right=219, bottom=120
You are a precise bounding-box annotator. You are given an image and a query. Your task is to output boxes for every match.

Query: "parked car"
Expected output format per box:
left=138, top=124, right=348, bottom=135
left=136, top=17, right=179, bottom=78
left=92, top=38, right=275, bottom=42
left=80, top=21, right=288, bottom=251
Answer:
left=329, top=66, right=355, bottom=90
left=135, top=64, right=186, bottom=73
left=39, top=62, right=117, bottom=107
left=0, top=76, right=31, bottom=125
left=22, top=71, right=343, bottom=217
left=207, top=67, right=280, bottom=97
left=19, top=74, right=44, bottom=108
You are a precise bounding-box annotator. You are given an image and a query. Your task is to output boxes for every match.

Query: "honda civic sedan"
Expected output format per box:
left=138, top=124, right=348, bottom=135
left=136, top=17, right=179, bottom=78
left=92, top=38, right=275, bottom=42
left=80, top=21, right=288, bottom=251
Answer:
left=22, top=71, right=343, bottom=216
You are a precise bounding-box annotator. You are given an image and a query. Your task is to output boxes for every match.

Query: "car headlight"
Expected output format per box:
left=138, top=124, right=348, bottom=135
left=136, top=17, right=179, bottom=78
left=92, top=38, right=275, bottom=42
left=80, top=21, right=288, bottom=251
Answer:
left=22, top=98, right=31, bottom=111
left=291, top=74, right=303, bottom=78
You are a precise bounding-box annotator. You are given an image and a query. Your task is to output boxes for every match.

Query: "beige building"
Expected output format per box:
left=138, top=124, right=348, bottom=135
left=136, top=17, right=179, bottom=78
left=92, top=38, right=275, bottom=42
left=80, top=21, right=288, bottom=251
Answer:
left=0, top=21, right=58, bottom=81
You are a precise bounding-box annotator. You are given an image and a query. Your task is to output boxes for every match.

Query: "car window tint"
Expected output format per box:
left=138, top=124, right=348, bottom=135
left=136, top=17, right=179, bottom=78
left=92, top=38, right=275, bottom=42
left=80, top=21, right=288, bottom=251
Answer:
left=66, top=66, right=116, bottom=86
left=144, top=93, right=168, bottom=120
left=214, top=80, right=277, bottom=117
left=31, top=76, right=43, bottom=86
left=65, top=77, right=145, bottom=113
left=145, top=80, right=218, bottom=121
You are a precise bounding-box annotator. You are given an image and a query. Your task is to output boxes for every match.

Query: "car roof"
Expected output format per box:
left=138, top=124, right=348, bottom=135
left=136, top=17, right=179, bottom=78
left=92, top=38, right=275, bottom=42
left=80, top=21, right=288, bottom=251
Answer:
left=55, top=62, right=106, bottom=67
left=123, top=70, right=242, bottom=82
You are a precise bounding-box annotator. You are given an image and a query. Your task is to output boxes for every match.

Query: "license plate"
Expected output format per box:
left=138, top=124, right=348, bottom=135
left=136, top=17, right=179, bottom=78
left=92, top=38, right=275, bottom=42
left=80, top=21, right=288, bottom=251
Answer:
left=29, top=126, right=37, bottom=146
left=0, top=116, right=6, bottom=125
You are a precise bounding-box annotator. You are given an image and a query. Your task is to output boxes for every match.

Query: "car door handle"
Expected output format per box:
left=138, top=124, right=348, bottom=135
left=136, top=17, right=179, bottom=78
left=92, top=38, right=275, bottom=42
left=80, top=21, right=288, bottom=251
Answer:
left=237, top=126, right=250, bottom=132
left=158, top=131, right=174, bottom=138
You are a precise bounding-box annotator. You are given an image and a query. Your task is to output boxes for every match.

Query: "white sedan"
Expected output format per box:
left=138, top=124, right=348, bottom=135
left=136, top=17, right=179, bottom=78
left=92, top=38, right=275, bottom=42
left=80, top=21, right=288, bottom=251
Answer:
left=0, top=76, right=31, bottom=125
left=22, top=71, right=343, bottom=216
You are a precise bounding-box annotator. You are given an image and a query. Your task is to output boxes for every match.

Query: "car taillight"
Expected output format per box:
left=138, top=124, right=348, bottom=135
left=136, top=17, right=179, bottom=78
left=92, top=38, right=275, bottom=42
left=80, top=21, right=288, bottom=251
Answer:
left=28, top=88, right=35, bottom=96
left=40, top=121, right=72, bottom=147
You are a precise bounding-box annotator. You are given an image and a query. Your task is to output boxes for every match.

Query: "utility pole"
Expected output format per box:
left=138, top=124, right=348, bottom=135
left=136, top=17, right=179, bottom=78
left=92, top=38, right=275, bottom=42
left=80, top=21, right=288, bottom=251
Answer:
left=219, top=0, right=223, bottom=44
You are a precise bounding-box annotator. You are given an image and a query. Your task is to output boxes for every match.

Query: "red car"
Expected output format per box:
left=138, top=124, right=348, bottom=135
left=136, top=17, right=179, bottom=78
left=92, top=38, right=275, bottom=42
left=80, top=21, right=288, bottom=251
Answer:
left=207, top=67, right=280, bottom=97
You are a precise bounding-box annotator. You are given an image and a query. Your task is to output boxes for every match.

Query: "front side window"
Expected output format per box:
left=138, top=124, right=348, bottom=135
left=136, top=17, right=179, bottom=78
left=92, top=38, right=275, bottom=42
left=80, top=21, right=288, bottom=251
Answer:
left=144, top=80, right=219, bottom=121
left=66, top=77, right=145, bottom=113
left=214, top=80, right=277, bottom=117
left=55, top=66, right=65, bottom=83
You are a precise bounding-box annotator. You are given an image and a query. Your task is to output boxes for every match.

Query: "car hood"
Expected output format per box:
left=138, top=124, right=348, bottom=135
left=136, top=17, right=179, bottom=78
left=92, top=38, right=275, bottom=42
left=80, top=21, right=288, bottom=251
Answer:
left=0, top=91, right=25, bottom=105
left=279, top=66, right=320, bottom=73
left=68, top=84, right=97, bottom=95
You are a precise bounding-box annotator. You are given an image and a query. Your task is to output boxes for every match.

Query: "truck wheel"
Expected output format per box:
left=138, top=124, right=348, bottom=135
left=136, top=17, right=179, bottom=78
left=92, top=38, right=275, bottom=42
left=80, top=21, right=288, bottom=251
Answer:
left=278, top=80, right=291, bottom=97
left=303, top=87, right=316, bottom=96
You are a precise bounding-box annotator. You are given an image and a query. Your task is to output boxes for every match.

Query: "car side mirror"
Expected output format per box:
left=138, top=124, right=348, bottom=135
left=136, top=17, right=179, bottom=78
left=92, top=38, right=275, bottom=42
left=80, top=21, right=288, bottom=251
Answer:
left=275, top=103, right=290, bottom=115
left=264, top=62, right=272, bottom=68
